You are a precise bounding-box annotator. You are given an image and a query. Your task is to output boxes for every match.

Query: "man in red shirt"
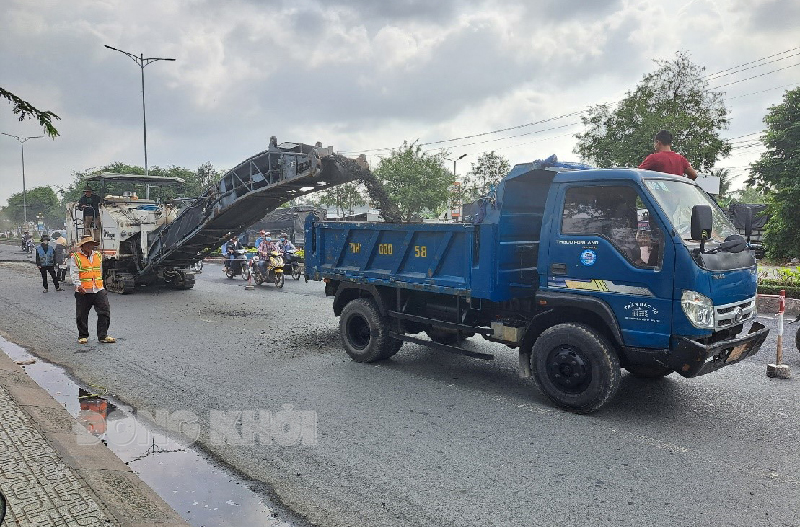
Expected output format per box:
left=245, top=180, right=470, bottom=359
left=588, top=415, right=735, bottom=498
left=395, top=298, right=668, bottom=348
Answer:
left=638, top=130, right=698, bottom=180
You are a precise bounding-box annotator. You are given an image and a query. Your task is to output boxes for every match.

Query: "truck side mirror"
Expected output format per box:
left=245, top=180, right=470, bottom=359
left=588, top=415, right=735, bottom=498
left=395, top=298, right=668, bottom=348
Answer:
left=691, top=205, right=713, bottom=252
left=743, top=208, right=753, bottom=240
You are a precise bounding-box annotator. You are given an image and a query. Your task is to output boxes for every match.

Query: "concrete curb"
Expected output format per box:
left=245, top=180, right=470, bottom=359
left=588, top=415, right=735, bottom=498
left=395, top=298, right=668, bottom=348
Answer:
left=0, top=348, right=189, bottom=527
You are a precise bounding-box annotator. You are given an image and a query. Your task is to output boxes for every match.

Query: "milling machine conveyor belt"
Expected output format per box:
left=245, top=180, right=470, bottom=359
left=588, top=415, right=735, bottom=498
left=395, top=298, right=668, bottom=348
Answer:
left=141, top=140, right=363, bottom=274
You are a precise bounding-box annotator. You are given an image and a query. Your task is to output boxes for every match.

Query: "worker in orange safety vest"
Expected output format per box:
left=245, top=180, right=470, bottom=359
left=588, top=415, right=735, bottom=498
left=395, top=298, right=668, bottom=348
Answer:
left=70, top=235, right=115, bottom=344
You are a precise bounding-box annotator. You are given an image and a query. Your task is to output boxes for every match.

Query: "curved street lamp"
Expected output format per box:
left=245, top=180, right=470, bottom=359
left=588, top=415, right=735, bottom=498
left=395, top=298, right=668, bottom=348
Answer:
left=1, top=133, right=43, bottom=226
left=104, top=44, right=175, bottom=190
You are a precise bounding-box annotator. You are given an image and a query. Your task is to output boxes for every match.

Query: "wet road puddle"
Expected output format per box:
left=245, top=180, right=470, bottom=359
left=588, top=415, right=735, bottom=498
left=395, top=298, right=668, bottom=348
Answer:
left=0, top=335, right=301, bottom=527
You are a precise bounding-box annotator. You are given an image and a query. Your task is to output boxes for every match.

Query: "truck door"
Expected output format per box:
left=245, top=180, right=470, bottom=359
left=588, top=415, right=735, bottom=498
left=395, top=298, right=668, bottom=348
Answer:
left=546, top=183, right=673, bottom=349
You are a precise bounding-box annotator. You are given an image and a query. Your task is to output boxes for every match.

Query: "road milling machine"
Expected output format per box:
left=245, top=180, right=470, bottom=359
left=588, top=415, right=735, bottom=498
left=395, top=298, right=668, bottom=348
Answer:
left=66, top=139, right=366, bottom=293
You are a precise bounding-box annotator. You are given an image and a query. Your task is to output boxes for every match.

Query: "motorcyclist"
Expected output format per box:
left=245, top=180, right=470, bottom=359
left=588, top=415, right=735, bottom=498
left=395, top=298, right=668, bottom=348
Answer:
left=22, top=231, right=32, bottom=251
left=257, top=236, right=277, bottom=274
left=225, top=236, right=243, bottom=272
left=278, top=233, right=296, bottom=267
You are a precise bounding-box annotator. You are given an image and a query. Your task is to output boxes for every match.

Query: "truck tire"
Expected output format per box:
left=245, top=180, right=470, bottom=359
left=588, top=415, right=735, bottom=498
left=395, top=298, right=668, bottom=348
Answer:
left=796, top=326, right=799, bottom=353
left=625, top=364, right=672, bottom=379
left=339, top=298, right=402, bottom=362
left=531, top=323, right=621, bottom=414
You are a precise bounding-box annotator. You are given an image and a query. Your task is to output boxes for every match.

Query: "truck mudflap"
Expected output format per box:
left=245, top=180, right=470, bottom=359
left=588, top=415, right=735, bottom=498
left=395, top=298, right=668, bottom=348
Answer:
left=671, top=322, right=769, bottom=378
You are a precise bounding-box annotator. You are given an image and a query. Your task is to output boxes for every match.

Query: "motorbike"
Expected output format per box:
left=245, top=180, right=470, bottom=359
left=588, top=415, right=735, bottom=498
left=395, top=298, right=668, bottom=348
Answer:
left=224, top=248, right=251, bottom=280
left=251, top=251, right=285, bottom=288
left=283, top=248, right=304, bottom=280
left=22, top=238, right=34, bottom=253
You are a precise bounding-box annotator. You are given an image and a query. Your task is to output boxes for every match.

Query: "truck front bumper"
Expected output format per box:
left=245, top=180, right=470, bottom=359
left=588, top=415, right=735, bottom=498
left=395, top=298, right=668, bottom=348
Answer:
left=671, top=322, right=769, bottom=378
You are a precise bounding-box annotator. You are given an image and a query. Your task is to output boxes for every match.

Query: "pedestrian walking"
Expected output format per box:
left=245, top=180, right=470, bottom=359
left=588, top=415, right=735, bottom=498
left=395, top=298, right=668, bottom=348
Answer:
left=35, top=235, right=62, bottom=293
left=52, top=231, right=68, bottom=282
left=70, top=235, right=115, bottom=344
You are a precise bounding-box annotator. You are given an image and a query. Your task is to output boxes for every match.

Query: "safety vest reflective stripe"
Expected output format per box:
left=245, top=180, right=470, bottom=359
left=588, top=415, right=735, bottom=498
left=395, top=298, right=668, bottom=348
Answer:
left=74, top=252, right=104, bottom=290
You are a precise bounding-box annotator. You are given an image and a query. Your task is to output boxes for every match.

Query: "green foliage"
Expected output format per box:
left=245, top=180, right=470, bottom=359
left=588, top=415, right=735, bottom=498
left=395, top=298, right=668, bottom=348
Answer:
left=748, top=88, right=800, bottom=260
left=373, top=142, right=455, bottom=222
left=731, top=186, right=770, bottom=204
left=758, top=266, right=800, bottom=298
left=574, top=52, right=731, bottom=171
left=311, top=182, right=367, bottom=218
left=58, top=161, right=224, bottom=207
left=1, top=87, right=61, bottom=138
left=462, top=151, right=510, bottom=202
left=2, top=186, right=61, bottom=226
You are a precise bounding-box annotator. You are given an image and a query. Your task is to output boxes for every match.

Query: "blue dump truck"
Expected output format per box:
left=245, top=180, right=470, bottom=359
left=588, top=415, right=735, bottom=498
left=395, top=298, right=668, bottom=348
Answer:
left=305, top=162, right=769, bottom=413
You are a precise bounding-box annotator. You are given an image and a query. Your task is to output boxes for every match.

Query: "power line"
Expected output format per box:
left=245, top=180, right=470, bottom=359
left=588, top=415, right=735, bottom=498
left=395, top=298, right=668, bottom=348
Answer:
left=423, top=121, right=580, bottom=153
left=705, top=47, right=800, bottom=80
left=343, top=49, right=800, bottom=157
left=728, top=82, right=799, bottom=100
left=341, top=110, right=584, bottom=154
left=712, top=62, right=800, bottom=89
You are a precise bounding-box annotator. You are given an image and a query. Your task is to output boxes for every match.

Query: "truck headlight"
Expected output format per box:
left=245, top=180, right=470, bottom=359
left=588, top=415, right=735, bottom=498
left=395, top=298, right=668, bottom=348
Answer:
left=681, top=290, right=714, bottom=329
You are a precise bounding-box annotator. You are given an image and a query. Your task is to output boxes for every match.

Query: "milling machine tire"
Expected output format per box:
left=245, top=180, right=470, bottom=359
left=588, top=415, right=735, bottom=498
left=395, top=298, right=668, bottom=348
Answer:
left=531, top=323, right=621, bottom=414
left=339, top=298, right=402, bottom=363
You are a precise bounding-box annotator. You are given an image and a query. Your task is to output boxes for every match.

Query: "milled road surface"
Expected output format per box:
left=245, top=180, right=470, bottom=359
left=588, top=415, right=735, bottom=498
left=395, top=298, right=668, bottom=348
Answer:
left=1, top=244, right=798, bottom=527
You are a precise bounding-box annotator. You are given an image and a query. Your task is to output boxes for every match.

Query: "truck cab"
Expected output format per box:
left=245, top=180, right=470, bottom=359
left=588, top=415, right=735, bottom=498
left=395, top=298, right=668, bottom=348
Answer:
left=540, top=169, right=765, bottom=379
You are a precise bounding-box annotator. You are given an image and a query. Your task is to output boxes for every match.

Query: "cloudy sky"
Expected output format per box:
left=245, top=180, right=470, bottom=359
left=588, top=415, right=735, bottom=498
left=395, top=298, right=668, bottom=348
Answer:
left=1, top=0, right=798, bottom=208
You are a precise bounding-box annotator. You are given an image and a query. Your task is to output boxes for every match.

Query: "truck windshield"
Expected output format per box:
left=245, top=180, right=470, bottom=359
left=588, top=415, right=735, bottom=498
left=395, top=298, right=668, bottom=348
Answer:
left=644, top=179, right=738, bottom=243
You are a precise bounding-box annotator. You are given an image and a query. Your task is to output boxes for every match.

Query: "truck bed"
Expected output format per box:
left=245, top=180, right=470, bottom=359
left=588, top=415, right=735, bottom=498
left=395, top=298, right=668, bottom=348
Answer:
left=307, top=221, right=475, bottom=295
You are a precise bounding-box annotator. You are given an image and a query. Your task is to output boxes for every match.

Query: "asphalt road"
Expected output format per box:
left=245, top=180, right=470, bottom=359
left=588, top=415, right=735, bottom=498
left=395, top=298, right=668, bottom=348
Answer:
left=1, top=244, right=799, bottom=527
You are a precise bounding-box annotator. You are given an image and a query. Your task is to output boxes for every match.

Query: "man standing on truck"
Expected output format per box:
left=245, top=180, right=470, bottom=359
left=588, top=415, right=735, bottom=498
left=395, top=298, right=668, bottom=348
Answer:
left=639, top=130, right=698, bottom=180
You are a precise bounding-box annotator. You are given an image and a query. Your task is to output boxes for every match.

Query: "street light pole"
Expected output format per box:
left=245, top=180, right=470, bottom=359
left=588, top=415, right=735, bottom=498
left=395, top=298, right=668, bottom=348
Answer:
left=453, top=153, right=467, bottom=177
left=104, top=44, right=175, bottom=195
left=1, top=133, right=43, bottom=226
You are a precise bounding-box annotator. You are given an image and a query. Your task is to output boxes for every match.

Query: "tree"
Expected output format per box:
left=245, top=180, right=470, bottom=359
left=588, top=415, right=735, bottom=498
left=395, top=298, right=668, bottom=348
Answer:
left=58, top=162, right=223, bottom=207
left=1, top=87, right=61, bottom=138
left=3, top=186, right=61, bottom=226
left=731, top=186, right=770, bottom=204
left=373, top=142, right=455, bottom=222
left=462, top=151, right=510, bottom=202
left=312, top=182, right=367, bottom=218
left=747, top=87, right=800, bottom=259
left=574, top=52, right=731, bottom=171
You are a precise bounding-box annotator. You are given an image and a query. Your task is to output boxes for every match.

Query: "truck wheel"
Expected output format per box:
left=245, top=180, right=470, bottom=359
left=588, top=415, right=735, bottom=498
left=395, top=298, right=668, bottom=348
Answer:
left=625, top=364, right=672, bottom=379
left=340, top=298, right=401, bottom=363
left=796, top=326, right=799, bottom=353
left=531, top=323, right=621, bottom=414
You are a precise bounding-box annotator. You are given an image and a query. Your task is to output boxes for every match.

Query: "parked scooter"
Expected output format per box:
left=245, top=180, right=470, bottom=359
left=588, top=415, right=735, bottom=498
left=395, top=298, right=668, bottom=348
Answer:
left=225, top=248, right=251, bottom=280
left=251, top=251, right=285, bottom=288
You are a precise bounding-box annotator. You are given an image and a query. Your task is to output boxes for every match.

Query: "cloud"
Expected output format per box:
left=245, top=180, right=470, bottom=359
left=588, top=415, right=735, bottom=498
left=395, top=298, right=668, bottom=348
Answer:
left=1, top=0, right=793, bottom=208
